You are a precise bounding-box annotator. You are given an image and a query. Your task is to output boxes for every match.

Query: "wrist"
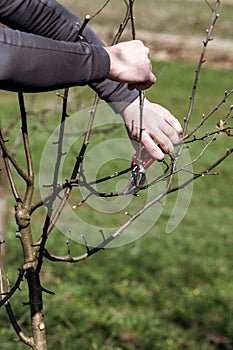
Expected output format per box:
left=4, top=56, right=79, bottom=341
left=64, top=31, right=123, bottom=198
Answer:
left=103, top=46, right=120, bottom=81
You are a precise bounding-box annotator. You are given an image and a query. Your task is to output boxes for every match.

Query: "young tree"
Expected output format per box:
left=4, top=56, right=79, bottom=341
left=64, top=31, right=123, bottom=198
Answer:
left=0, top=1, right=232, bottom=349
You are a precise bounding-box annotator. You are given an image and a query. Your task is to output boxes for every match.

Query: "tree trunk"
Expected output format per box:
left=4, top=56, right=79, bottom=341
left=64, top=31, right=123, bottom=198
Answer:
left=15, top=202, right=47, bottom=350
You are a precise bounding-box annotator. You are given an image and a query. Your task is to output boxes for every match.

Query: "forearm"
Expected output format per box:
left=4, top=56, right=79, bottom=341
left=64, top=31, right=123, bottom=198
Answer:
left=0, top=28, right=109, bottom=92
left=0, top=0, right=138, bottom=111
left=0, top=0, right=83, bottom=41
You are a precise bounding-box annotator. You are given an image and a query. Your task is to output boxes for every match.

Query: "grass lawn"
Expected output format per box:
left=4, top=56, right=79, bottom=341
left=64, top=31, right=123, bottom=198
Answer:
left=0, top=57, right=232, bottom=350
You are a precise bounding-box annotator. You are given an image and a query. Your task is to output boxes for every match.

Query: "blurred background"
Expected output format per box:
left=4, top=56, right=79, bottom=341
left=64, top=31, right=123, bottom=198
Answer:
left=63, top=0, right=233, bottom=69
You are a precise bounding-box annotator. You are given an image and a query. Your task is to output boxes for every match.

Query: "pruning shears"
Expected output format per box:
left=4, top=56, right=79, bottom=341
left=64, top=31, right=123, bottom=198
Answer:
left=124, top=150, right=154, bottom=195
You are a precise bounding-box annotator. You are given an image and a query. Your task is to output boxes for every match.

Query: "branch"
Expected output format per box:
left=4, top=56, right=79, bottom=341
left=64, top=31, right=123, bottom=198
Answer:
left=0, top=255, right=32, bottom=346
left=89, top=0, right=112, bottom=21
left=43, top=94, right=100, bottom=239
left=169, top=148, right=233, bottom=194
left=18, top=93, right=34, bottom=207
left=0, top=268, right=25, bottom=308
left=5, top=303, right=34, bottom=347
left=183, top=0, right=220, bottom=136
left=183, top=89, right=233, bottom=141
left=44, top=249, right=88, bottom=263
left=0, top=128, right=28, bottom=183
left=89, top=147, right=232, bottom=254
left=0, top=139, right=20, bottom=201
left=36, top=89, right=70, bottom=273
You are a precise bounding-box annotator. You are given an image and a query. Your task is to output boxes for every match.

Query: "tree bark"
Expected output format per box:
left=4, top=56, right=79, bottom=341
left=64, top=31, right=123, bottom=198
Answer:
left=15, top=202, right=47, bottom=350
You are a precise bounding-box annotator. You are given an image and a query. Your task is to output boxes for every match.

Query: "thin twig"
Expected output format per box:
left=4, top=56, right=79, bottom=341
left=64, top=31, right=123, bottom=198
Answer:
left=168, top=148, right=233, bottom=194
left=0, top=269, right=25, bottom=308
left=89, top=0, right=112, bottom=20
left=1, top=144, right=20, bottom=201
left=0, top=129, right=28, bottom=182
left=18, top=93, right=34, bottom=207
left=45, top=94, right=100, bottom=237
left=183, top=89, right=233, bottom=141
left=183, top=0, right=220, bottom=136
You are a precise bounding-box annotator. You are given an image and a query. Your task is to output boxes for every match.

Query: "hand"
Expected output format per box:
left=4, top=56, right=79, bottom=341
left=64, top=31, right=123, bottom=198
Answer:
left=122, top=97, right=183, bottom=161
left=104, top=40, right=156, bottom=90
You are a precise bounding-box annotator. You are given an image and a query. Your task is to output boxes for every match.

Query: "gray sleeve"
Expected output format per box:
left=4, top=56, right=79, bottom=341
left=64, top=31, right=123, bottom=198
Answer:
left=0, top=0, right=138, bottom=112
left=0, top=27, right=110, bottom=92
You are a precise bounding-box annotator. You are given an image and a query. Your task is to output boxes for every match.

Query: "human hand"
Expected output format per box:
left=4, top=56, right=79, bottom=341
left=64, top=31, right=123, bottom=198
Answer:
left=122, top=97, right=183, bottom=161
left=104, top=40, right=156, bottom=90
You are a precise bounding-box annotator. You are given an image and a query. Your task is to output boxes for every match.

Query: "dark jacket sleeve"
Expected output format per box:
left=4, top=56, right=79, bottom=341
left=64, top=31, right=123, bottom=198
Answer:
left=0, top=0, right=138, bottom=112
left=0, top=27, right=110, bottom=92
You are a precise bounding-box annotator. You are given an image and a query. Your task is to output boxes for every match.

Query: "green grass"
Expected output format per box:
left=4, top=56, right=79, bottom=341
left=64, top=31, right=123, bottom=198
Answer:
left=0, top=60, right=233, bottom=349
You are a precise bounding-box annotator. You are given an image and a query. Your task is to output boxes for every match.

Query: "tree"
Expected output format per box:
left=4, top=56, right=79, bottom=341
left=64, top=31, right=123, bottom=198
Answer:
left=0, top=1, right=232, bottom=349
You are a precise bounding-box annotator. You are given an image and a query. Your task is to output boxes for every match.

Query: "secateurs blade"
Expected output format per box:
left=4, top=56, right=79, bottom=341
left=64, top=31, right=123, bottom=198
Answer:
left=124, top=150, right=154, bottom=195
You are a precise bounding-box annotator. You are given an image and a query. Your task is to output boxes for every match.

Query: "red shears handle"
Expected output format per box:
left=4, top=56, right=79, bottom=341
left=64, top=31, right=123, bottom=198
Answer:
left=131, top=151, right=154, bottom=169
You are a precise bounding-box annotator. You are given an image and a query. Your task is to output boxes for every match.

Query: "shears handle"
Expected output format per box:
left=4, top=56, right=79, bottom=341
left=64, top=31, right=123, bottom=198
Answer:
left=131, top=151, right=154, bottom=170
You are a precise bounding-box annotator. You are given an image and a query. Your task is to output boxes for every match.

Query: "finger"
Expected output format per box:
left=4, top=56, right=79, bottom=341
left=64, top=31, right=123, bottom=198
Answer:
left=148, top=127, right=174, bottom=154
left=128, top=83, right=150, bottom=91
left=157, top=121, right=180, bottom=145
left=164, top=112, right=183, bottom=135
left=128, top=68, right=156, bottom=91
left=128, top=79, right=155, bottom=91
left=150, top=104, right=183, bottom=136
left=141, top=131, right=165, bottom=161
